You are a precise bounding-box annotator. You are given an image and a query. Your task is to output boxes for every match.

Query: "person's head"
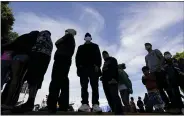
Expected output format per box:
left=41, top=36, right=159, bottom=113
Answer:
left=138, top=96, right=141, bottom=100
left=164, top=51, right=172, bottom=60
left=84, top=33, right=92, bottom=43
left=102, top=51, right=109, bottom=60
left=65, top=29, right=77, bottom=36
left=142, top=66, right=149, bottom=75
left=145, top=43, right=152, bottom=51
left=131, top=97, right=134, bottom=101
left=119, top=63, right=126, bottom=69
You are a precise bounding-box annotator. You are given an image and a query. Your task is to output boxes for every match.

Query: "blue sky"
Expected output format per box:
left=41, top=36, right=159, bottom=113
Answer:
left=10, top=2, right=184, bottom=109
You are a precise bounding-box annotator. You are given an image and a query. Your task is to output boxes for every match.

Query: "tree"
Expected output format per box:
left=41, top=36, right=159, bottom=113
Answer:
left=1, top=1, right=18, bottom=41
left=173, top=51, right=184, bottom=60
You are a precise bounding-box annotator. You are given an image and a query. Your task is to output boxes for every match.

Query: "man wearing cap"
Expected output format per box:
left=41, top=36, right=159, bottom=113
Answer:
left=144, top=43, right=170, bottom=107
left=75, top=33, right=102, bottom=112
left=47, top=29, right=76, bottom=113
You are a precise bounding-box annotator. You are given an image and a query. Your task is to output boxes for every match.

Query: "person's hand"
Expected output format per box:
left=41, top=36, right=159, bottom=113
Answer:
left=108, top=79, right=117, bottom=84
left=94, top=65, right=99, bottom=72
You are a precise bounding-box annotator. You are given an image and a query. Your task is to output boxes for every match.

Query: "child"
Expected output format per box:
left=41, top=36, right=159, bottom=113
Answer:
left=142, top=66, right=165, bottom=112
left=130, top=97, right=137, bottom=113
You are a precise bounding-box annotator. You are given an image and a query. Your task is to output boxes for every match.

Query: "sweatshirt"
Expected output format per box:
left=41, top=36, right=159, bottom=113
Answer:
left=142, top=73, right=157, bottom=91
left=101, top=57, right=119, bottom=82
left=75, top=42, right=102, bottom=68
left=145, top=49, right=164, bottom=72
left=54, top=34, right=75, bottom=60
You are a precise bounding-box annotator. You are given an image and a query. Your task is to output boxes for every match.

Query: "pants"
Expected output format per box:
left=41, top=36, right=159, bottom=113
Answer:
left=119, top=89, right=130, bottom=112
left=1, top=60, right=12, bottom=89
left=79, top=67, right=99, bottom=105
left=47, top=57, right=71, bottom=111
left=102, top=81, right=123, bottom=114
left=154, top=71, right=171, bottom=105
left=148, top=91, right=164, bottom=109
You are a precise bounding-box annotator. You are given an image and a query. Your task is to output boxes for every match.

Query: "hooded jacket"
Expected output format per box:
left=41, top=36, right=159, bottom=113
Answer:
left=2, top=31, right=39, bottom=55
left=101, top=57, right=119, bottom=82
left=54, top=34, right=75, bottom=60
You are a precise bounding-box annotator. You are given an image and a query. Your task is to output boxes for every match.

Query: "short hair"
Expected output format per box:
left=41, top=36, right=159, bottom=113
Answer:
left=145, top=43, right=152, bottom=46
left=142, top=66, right=149, bottom=72
left=138, top=96, right=141, bottom=99
left=131, top=97, right=134, bottom=100
left=102, top=51, right=109, bottom=55
left=164, top=51, right=171, bottom=55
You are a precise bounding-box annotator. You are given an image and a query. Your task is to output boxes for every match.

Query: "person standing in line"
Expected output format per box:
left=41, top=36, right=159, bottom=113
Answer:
left=130, top=97, right=137, bottom=113
left=47, top=29, right=76, bottom=113
left=101, top=51, right=124, bottom=115
left=144, top=43, right=170, bottom=107
left=142, top=66, right=165, bottom=112
left=12, top=30, right=53, bottom=112
left=137, top=97, right=145, bottom=113
left=76, top=33, right=102, bottom=112
left=163, top=52, right=184, bottom=114
left=143, top=93, right=153, bottom=113
left=118, top=63, right=133, bottom=112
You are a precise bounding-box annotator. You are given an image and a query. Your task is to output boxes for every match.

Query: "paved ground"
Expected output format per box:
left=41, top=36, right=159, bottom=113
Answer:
left=1, top=111, right=170, bottom=115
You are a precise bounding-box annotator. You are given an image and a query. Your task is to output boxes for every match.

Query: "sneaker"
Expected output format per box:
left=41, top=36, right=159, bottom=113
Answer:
left=78, top=104, right=91, bottom=112
left=92, top=104, right=102, bottom=112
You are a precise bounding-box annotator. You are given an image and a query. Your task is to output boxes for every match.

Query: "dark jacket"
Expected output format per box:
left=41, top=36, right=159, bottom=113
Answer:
left=101, top=57, right=119, bottom=82
left=54, top=34, right=75, bottom=60
left=2, top=31, right=39, bottom=55
left=75, top=42, right=102, bottom=68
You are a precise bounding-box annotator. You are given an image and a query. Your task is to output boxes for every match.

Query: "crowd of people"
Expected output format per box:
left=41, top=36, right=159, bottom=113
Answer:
left=1, top=29, right=184, bottom=114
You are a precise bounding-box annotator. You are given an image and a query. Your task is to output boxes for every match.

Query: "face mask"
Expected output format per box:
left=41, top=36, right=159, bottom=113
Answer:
left=65, top=31, right=69, bottom=35
left=145, top=45, right=151, bottom=50
left=84, top=37, right=92, bottom=42
left=164, top=54, right=172, bottom=59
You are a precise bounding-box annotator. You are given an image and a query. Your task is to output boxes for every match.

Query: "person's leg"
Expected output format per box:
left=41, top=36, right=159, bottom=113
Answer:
left=80, top=76, right=89, bottom=105
left=119, top=89, right=130, bottom=112
left=89, top=74, right=99, bottom=105
left=154, top=72, right=170, bottom=106
left=5, top=55, right=28, bottom=105
left=109, top=84, right=124, bottom=114
left=102, top=82, right=114, bottom=112
left=1, top=60, right=11, bottom=89
left=151, top=91, right=165, bottom=113
left=47, top=60, right=62, bottom=112
left=58, top=60, right=71, bottom=111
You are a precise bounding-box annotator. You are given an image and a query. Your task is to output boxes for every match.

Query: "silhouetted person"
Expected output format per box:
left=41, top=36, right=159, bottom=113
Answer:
left=137, top=97, right=145, bottom=113
left=12, top=30, right=53, bottom=112
left=142, top=66, right=164, bottom=112
left=130, top=97, right=137, bottom=113
left=144, top=43, right=170, bottom=107
left=76, top=33, right=102, bottom=112
left=101, top=51, right=124, bottom=115
left=144, top=93, right=153, bottom=113
left=47, top=29, right=76, bottom=113
left=1, top=31, right=40, bottom=107
left=118, top=63, right=132, bottom=112
left=163, top=51, right=184, bottom=113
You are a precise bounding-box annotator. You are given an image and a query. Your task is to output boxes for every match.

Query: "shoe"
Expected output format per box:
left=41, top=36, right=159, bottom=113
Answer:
left=78, top=104, right=91, bottom=112
left=1, top=104, right=13, bottom=111
left=181, top=108, right=184, bottom=114
left=11, top=103, right=34, bottom=113
left=92, top=104, right=102, bottom=112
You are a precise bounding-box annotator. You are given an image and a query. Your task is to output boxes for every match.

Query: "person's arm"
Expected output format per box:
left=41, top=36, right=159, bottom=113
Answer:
left=55, top=35, right=68, bottom=46
left=142, top=76, right=146, bottom=85
left=94, top=45, right=102, bottom=68
left=145, top=57, right=148, bottom=67
left=75, top=46, right=82, bottom=68
left=155, top=49, right=164, bottom=66
left=109, top=58, right=119, bottom=81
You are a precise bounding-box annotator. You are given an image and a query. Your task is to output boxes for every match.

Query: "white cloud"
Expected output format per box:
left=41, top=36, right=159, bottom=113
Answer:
left=116, top=2, right=184, bottom=100
left=12, top=2, right=184, bottom=111
left=13, top=5, right=109, bottom=110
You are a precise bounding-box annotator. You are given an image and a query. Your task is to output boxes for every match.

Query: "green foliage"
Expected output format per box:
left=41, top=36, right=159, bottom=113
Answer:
left=8, top=31, right=19, bottom=41
left=1, top=1, right=15, bottom=39
left=173, top=51, right=184, bottom=60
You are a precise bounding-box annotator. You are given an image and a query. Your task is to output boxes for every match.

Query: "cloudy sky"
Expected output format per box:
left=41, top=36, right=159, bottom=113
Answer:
left=10, top=1, right=184, bottom=109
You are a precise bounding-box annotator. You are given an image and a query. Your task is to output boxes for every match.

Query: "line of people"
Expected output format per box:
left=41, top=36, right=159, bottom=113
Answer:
left=142, top=43, right=184, bottom=114
left=1, top=29, right=184, bottom=115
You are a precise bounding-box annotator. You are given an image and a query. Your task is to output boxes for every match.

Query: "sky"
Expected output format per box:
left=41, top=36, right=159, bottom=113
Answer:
left=9, top=1, right=184, bottom=110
